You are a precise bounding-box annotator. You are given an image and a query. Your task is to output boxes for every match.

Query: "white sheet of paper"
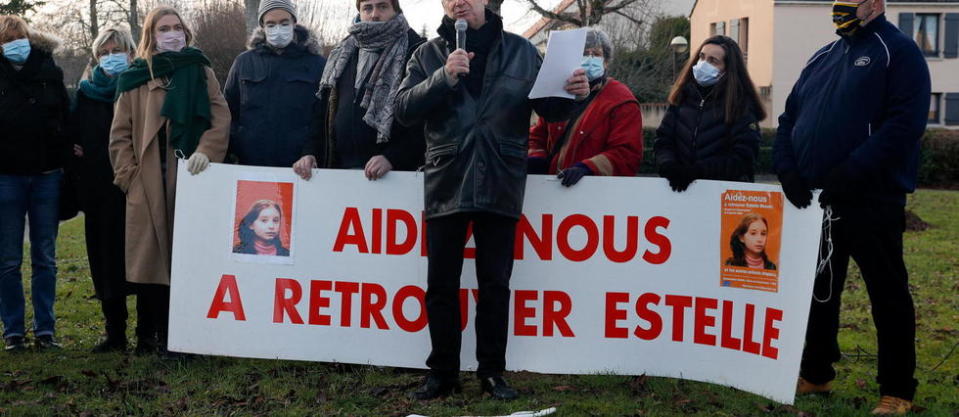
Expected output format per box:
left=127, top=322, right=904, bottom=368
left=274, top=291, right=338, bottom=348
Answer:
left=528, top=28, right=588, bottom=99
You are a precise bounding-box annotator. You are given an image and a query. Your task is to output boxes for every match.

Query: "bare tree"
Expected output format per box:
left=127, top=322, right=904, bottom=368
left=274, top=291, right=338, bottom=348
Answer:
left=525, top=0, right=649, bottom=27
left=89, top=0, right=100, bottom=41
left=193, top=0, right=247, bottom=83
left=298, top=0, right=351, bottom=47
left=244, top=0, right=260, bottom=36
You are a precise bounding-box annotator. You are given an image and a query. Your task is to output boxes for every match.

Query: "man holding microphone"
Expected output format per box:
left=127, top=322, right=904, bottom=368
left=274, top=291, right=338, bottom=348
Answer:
left=396, top=0, right=589, bottom=401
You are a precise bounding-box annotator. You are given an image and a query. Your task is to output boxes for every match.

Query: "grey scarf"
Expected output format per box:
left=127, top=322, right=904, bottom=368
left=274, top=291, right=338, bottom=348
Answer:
left=319, top=14, right=410, bottom=143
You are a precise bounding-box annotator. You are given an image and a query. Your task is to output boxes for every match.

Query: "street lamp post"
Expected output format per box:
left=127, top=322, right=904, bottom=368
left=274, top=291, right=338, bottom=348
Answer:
left=669, top=36, right=689, bottom=80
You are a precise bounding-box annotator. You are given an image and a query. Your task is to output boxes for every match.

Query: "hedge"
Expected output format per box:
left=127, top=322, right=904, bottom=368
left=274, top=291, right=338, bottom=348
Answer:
left=639, top=128, right=959, bottom=187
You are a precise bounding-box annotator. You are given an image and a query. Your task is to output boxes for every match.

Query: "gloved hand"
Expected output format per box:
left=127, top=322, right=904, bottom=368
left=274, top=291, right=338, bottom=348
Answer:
left=658, top=161, right=697, bottom=192
left=527, top=157, right=549, bottom=175
left=187, top=152, right=210, bottom=175
left=558, top=163, right=590, bottom=187
left=778, top=170, right=812, bottom=209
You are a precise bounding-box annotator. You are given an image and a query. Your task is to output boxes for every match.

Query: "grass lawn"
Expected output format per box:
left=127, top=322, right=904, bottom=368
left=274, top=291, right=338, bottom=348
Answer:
left=1, top=190, right=957, bottom=416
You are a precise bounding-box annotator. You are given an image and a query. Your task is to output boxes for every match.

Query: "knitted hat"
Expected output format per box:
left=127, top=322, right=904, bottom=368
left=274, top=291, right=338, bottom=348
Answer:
left=258, top=0, right=297, bottom=25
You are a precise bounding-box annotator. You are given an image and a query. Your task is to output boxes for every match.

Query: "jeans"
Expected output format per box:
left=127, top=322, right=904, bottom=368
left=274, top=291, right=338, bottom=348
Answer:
left=0, top=171, right=61, bottom=339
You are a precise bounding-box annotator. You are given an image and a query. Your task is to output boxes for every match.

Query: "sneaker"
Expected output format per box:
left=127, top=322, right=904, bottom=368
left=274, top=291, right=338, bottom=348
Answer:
left=4, top=336, right=27, bottom=352
left=796, top=377, right=832, bottom=395
left=871, top=396, right=912, bottom=415
left=409, top=374, right=462, bottom=400
left=35, top=335, right=62, bottom=350
left=480, top=376, right=519, bottom=401
left=91, top=337, right=128, bottom=353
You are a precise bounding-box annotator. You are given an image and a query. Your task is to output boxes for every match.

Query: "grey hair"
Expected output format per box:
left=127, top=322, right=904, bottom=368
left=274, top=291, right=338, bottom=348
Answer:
left=91, top=25, right=136, bottom=57
left=585, top=27, right=613, bottom=62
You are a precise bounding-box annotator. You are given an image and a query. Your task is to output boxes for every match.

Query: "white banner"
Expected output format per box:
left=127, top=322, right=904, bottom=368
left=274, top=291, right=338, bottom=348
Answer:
left=169, top=162, right=823, bottom=404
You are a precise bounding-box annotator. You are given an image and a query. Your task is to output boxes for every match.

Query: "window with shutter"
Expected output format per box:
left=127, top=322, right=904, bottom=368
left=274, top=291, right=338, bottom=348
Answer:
left=945, top=13, right=958, bottom=59
left=900, top=13, right=915, bottom=39
left=945, top=93, right=959, bottom=126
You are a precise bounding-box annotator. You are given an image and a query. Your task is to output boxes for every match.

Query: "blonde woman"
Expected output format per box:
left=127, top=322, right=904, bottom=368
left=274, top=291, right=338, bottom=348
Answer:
left=109, top=7, right=229, bottom=355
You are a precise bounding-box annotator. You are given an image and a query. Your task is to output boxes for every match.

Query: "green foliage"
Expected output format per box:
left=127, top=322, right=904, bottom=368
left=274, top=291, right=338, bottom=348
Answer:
left=0, top=0, right=44, bottom=17
left=611, top=15, right=691, bottom=104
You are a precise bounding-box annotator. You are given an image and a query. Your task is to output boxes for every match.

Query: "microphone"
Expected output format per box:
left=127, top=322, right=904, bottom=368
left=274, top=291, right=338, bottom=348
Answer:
left=455, top=18, right=467, bottom=51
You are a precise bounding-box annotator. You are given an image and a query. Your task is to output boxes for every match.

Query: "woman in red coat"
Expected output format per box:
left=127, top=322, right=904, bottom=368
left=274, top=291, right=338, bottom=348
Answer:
left=527, top=28, right=643, bottom=186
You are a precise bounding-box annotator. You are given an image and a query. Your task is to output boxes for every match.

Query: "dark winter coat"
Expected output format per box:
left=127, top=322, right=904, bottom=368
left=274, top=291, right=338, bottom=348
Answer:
left=70, top=89, right=128, bottom=300
left=654, top=82, right=761, bottom=182
left=224, top=25, right=327, bottom=167
left=774, top=14, right=930, bottom=204
left=0, top=32, right=70, bottom=175
left=395, top=11, right=575, bottom=220
left=303, top=28, right=426, bottom=171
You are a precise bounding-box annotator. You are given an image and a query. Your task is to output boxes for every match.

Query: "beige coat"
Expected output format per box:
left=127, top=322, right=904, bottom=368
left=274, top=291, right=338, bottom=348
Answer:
left=109, top=66, right=230, bottom=286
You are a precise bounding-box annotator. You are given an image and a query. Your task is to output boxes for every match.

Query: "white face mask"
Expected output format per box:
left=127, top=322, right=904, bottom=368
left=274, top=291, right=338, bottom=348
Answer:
left=693, top=59, right=723, bottom=87
left=156, top=30, right=186, bottom=53
left=265, top=24, right=295, bottom=48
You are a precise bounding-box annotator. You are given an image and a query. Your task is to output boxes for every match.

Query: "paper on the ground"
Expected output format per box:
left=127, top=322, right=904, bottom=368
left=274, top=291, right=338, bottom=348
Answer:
left=407, top=407, right=557, bottom=417
left=528, top=28, right=587, bottom=99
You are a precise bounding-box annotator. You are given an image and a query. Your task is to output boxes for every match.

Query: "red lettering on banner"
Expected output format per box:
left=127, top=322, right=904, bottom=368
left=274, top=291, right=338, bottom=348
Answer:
left=762, top=308, right=783, bottom=359
left=421, top=211, right=428, bottom=257
left=515, top=214, right=553, bottom=260
left=543, top=291, right=574, bottom=337
left=386, top=209, right=418, bottom=255
left=333, top=208, right=370, bottom=253
left=742, top=303, right=762, bottom=355
left=207, top=275, right=246, bottom=320
left=664, top=295, right=692, bottom=342
left=335, top=281, right=360, bottom=327
left=642, top=216, right=671, bottom=264
left=273, top=278, right=304, bottom=324
left=371, top=208, right=383, bottom=254
left=514, top=290, right=538, bottom=336
left=693, top=297, right=718, bottom=346
left=603, top=216, right=638, bottom=263
left=308, top=280, right=333, bottom=326
left=361, top=283, right=389, bottom=329
left=605, top=292, right=629, bottom=338
left=557, top=214, right=599, bottom=262
left=393, top=285, right=427, bottom=332
left=464, top=222, right=476, bottom=259
left=720, top=300, right=742, bottom=350
left=633, top=292, right=662, bottom=340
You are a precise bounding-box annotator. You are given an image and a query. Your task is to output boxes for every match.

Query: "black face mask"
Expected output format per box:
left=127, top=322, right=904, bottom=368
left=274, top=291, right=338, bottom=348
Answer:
left=833, top=1, right=862, bottom=36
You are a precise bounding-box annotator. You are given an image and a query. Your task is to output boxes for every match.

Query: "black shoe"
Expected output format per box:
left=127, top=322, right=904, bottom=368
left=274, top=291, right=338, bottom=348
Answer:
left=92, top=337, right=128, bottom=353
left=4, top=336, right=27, bottom=352
left=480, top=376, right=519, bottom=400
left=409, top=374, right=462, bottom=400
left=35, top=335, right=63, bottom=351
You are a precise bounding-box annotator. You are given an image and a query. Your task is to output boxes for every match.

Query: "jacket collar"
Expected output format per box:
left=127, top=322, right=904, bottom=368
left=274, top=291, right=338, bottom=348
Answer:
left=248, top=24, right=323, bottom=56
left=840, top=13, right=887, bottom=45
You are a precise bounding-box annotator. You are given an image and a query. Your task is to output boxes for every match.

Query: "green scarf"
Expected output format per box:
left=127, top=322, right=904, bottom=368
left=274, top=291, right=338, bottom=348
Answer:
left=78, top=66, right=118, bottom=103
left=117, top=47, right=212, bottom=158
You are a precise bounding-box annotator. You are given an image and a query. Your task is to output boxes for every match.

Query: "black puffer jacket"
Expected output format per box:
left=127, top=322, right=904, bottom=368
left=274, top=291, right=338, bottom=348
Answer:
left=654, top=82, right=761, bottom=182
left=0, top=32, right=69, bottom=175
left=395, top=11, right=572, bottom=220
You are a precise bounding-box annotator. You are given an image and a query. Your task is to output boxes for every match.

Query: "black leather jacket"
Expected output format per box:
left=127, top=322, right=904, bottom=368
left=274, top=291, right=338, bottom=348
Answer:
left=396, top=19, right=571, bottom=220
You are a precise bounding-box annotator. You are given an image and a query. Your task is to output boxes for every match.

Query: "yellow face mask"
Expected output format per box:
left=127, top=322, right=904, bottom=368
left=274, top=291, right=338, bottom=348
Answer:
left=832, top=1, right=862, bottom=35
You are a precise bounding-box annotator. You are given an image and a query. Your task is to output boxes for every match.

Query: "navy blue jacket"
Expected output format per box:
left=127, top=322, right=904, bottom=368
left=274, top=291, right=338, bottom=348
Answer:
left=224, top=25, right=326, bottom=167
left=773, top=14, right=930, bottom=204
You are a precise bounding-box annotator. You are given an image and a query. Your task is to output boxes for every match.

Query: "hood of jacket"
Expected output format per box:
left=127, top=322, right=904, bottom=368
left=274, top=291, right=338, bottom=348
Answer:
left=248, top=24, right=322, bottom=56
left=27, top=31, right=62, bottom=54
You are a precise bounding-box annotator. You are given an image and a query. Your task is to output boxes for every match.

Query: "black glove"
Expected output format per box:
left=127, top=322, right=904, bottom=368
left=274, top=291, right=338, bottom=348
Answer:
left=558, top=163, right=590, bottom=187
left=527, top=157, right=549, bottom=175
left=778, top=170, right=812, bottom=209
left=658, top=161, right=697, bottom=192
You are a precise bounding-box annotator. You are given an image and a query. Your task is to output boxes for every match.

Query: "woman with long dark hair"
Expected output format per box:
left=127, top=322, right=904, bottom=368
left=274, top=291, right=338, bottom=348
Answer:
left=654, top=35, right=766, bottom=191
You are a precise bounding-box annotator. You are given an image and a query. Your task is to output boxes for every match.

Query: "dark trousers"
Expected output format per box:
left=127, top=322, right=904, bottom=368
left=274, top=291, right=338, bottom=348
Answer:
left=801, top=203, right=917, bottom=400
left=100, top=292, right=152, bottom=343
left=425, top=212, right=517, bottom=380
left=137, top=285, right=170, bottom=347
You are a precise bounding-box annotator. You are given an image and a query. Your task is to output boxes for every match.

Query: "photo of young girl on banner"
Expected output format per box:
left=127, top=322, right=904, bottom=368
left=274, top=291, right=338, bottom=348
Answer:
left=231, top=179, right=295, bottom=264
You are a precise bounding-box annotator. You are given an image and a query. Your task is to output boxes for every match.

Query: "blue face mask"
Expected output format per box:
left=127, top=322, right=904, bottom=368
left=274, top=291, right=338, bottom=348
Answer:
left=693, top=59, right=723, bottom=87
left=99, top=53, right=130, bottom=75
left=581, top=56, right=605, bottom=82
left=2, top=38, right=31, bottom=64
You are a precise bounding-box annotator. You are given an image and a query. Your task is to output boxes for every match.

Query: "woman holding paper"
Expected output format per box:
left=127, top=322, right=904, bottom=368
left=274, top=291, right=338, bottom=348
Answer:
left=527, top=28, right=644, bottom=187
left=108, top=6, right=229, bottom=355
left=654, top=35, right=765, bottom=192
